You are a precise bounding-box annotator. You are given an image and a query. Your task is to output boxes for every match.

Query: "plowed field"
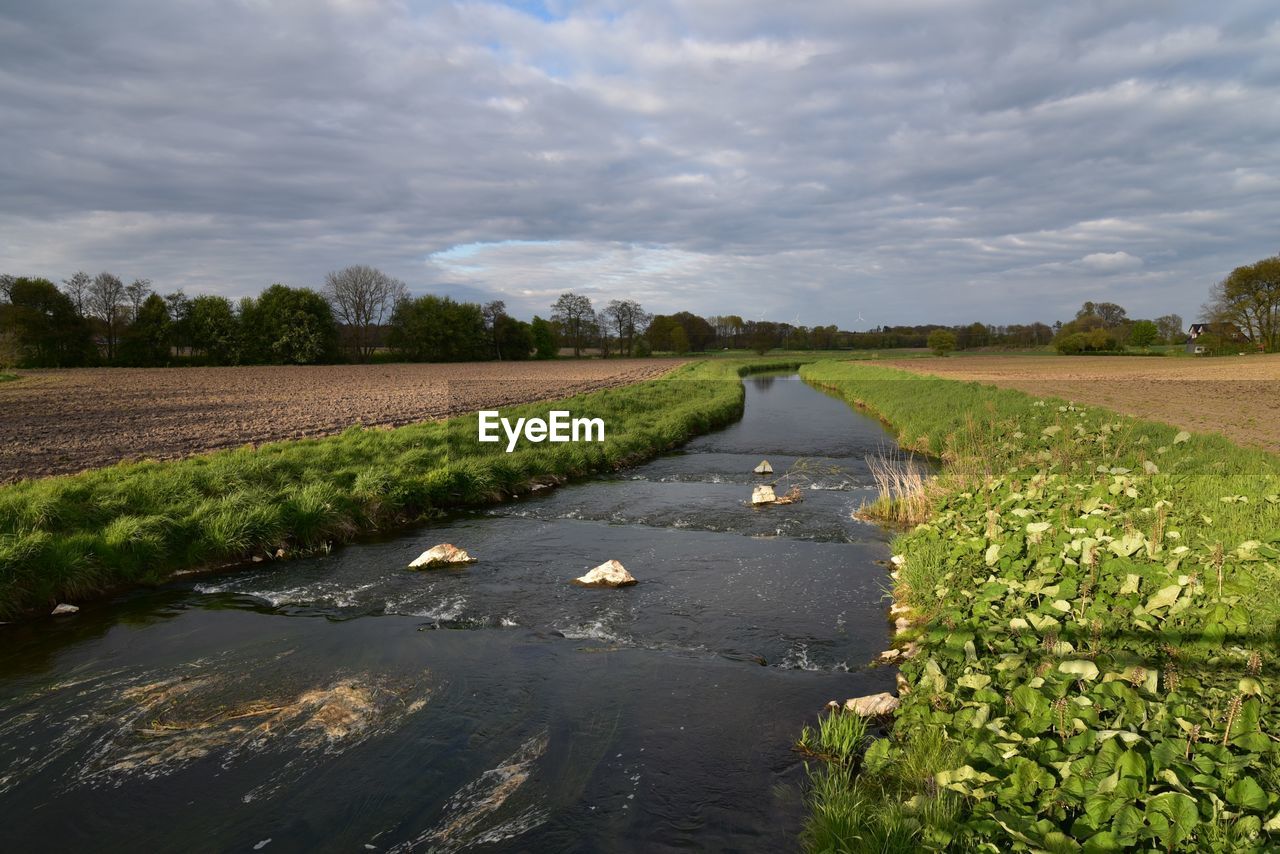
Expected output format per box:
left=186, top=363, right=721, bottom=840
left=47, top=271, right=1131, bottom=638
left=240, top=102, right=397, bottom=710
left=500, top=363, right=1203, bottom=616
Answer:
left=0, top=360, right=684, bottom=482
left=883, top=354, right=1280, bottom=452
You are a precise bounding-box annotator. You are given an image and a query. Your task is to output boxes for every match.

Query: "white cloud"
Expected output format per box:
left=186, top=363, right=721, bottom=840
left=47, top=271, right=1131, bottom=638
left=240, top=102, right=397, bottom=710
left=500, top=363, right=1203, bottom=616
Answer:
left=1078, top=251, right=1145, bottom=273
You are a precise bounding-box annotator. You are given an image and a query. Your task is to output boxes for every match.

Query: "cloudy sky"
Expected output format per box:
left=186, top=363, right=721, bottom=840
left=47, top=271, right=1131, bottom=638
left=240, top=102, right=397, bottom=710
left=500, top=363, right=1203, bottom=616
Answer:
left=2, top=1, right=1278, bottom=328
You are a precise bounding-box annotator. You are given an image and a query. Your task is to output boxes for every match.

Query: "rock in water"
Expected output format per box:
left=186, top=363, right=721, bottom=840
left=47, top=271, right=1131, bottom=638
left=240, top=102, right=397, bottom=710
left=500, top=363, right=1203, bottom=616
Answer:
left=754, top=460, right=773, bottom=474
left=409, top=544, right=477, bottom=569
left=751, top=484, right=776, bottom=505
left=51, top=603, right=79, bottom=616
left=844, top=692, right=900, bottom=717
left=572, top=560, right=637, bottom=588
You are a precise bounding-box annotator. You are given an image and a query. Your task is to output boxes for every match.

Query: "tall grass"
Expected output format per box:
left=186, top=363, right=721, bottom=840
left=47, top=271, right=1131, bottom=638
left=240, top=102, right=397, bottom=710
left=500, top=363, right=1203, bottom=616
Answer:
left=861, top=452, right=932, bottom=526
left=0, top=358, right=805, bottom=617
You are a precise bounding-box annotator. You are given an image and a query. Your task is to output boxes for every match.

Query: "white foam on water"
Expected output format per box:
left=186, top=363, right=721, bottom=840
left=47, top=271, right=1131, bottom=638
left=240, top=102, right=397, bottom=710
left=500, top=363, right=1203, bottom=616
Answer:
left=778, top=642, right=820, bottom=671
left=557, top=614, right=631, bottom=646
left=397, top=594, right=467, bottom=621
left=195, top=579, right=381, bottom=609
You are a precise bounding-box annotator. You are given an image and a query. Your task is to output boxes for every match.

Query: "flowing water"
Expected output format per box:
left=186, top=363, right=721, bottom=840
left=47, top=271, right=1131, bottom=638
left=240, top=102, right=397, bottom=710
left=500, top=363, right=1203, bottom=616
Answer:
left=0, top=373, right=908, bottom=852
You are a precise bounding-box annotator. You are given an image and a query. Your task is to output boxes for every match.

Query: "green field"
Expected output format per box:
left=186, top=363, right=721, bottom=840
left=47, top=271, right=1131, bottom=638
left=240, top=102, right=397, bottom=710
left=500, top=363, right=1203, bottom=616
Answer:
left=797, top=361, right=1280, bottom=852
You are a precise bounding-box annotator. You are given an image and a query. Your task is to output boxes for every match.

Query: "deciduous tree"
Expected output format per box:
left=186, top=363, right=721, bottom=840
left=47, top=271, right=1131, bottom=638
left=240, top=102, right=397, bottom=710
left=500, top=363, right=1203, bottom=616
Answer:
left=551, top=292, right=594, bottom=356
left=1155, top=313, right=1184, bottom=344
left=186, top=295, right=239, bottom=364
left=387, top=294, right=487, bottom=362
left=1203, top=255, right=1280, bottom=352
left=1129, top=320, right=1159, bottom=348
left=125, top=278, right=152, bottom=322
left=482, top=300, right=508, bottom=360
left=88, top=271, right=126, bottom=361
left=530, top=316, right=556, bottom=359
left=61, top=271, right=92, bottom=317
left=323, top=265, right=407, bottom=361
left=5, top=277, right=92, bottom=366
left=927, top=328, right=956, bottom=356
left=604, top=299, right=650, bottom=356
left=240, top=284, right=338, bottom=364
left=121, top=293, right=171, bottom=366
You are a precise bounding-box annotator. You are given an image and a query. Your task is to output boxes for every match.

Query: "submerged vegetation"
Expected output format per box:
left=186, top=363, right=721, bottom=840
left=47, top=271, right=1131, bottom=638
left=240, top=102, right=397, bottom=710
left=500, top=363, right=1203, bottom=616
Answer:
left=799, top=361, right=1280, bottom=852
left=0, top=359, right=801, bottom=618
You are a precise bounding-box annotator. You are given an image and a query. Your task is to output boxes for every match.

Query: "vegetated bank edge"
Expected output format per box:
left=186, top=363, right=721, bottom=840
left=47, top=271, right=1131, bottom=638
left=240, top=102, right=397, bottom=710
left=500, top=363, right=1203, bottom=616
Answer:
left=796, top=361, right=1280, bottom=852
left=0, top=359, right=804, bottom=620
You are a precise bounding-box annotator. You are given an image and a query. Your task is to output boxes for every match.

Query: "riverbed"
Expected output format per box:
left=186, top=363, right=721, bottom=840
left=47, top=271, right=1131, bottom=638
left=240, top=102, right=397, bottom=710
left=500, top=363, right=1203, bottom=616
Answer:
left=0, top=373, right=905, bottom=852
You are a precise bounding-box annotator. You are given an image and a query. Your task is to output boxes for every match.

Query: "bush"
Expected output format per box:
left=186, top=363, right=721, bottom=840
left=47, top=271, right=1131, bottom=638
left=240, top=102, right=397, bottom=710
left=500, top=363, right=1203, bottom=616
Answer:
left=1054, top=328, right=1118, bottom=354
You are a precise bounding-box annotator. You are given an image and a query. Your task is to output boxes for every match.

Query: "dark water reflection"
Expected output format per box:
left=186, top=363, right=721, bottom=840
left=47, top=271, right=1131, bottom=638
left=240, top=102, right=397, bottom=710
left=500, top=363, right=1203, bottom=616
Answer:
left=0, top=374, right=906, bottom=853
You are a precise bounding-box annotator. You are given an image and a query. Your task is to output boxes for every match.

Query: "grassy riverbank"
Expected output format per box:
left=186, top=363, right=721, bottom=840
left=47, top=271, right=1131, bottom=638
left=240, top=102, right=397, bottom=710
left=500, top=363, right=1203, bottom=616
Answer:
left=0, top=359, right=802, bottom=618
left=798, top=361, right=1280, bottom=852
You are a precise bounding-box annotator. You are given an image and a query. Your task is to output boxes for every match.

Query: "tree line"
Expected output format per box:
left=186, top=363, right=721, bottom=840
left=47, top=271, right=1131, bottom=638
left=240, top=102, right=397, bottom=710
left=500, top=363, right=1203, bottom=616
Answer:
left=0, top=267, right=550, bottom=367
left=3, top=253, right=1275, bottom=368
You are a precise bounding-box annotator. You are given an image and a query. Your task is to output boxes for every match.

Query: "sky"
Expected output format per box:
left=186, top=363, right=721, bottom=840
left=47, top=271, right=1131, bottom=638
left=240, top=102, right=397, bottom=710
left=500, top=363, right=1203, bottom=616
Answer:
left=1, top=0, right=1278, bottom=329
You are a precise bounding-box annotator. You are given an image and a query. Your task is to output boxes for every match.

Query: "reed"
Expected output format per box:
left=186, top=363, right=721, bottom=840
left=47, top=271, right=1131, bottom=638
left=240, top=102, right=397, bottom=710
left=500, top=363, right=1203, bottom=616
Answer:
left=860, top=451, right=932, bottom=526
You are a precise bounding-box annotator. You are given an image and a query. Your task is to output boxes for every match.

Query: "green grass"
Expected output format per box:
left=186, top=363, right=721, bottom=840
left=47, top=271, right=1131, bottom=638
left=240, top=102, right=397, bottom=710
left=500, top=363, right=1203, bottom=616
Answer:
left=0, top=373, right=18, bottom=383
left=0, top=358, right=805, bottom=618
left=797, top=361, right=1280, bottom=852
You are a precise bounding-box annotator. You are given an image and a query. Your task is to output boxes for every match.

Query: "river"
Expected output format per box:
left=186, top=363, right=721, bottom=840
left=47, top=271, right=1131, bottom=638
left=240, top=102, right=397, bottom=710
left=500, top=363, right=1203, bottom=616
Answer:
left=0, top=373, right=905, bottom=852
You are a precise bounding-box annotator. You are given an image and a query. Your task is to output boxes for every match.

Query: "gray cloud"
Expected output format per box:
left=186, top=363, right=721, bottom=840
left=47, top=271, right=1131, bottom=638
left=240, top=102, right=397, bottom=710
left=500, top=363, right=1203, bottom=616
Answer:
left=2, top=0, right=1278, bottom=327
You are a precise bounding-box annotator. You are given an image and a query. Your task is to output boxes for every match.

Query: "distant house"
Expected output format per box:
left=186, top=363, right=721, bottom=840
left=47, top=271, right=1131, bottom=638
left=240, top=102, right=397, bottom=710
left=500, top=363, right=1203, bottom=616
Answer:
left=1186, top=322, right=1248, bottom=354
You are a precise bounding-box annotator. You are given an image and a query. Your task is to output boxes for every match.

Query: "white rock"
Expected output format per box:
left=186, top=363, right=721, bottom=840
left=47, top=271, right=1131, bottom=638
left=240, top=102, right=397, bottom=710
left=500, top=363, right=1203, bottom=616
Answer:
left=878, top=649, right=901, bottom=662
left=409, top=543, right=477, bottom=569
left=894, top=617, right=911, bottom=634
left=753, top=460, right=773, bottom=474
left=572, top=559, right=637, bottom=588
left=751, top=484, right=776, bottom=505
left=889, top=602, right=911, bottom=616
left=890, top=554, right=905, bottom=567
left=844, top=692, right=900, bottom=716
left=51, top=603, right=79, bottom=616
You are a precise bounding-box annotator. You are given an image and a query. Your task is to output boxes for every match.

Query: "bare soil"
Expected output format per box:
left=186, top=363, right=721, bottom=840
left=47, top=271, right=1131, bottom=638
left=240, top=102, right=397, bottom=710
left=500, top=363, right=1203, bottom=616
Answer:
left=0, top=360, right=684, bottom=482
left=882, top=354, right=1280, bottom=452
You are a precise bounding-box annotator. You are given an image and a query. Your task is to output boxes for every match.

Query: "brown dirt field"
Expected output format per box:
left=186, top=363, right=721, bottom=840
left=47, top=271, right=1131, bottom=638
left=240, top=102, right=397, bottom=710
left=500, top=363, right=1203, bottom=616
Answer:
left=0, top=360, right=685, bottom=483
left=880, top=354, right=1280, bottom=452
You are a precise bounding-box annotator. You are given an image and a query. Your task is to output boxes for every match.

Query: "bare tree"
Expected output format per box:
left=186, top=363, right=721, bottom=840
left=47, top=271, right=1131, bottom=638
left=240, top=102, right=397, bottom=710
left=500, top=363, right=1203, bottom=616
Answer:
left=62, top=271, right=92, bottom=317
left=125, top=278, right=153, bottom=322
left=323, top=265, right=408, bottom=361
left=1154, top=313, right=1184, bottom=344
left=88, top=272, right=125, bottom=360
left=123, top=279, right=153, bottom=322
left=482, top=300, right=507, bottom=360
left=0, top=274, right=14, bottom=302
left=595, top=310, right=614, bottom=357
left=604, top=299, right=651, bottom=356
left=551, top=292, right=594, bottom=357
